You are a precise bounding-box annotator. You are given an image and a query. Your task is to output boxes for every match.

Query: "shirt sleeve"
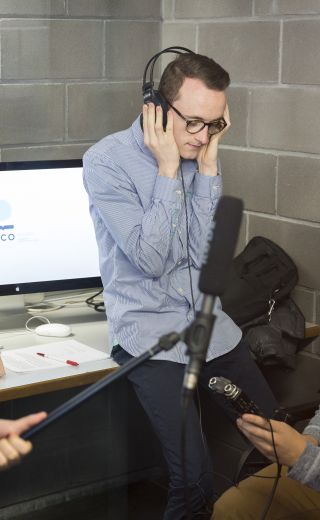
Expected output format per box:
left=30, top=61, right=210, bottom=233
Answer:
left=188, top=171, right=223, bottom=269
left=287, top=443, right=320, bottom=492
left=303, top=405, right=320, bottom=443
left=83, top=150, right=183, bottom=278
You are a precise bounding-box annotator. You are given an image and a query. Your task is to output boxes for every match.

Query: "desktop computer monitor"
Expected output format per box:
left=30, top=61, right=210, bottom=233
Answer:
left=0, top=160, right=102, bottom=298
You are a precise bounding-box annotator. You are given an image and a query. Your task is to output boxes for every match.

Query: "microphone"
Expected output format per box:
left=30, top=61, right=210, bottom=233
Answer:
left=182, top=195, right=243, bottom=405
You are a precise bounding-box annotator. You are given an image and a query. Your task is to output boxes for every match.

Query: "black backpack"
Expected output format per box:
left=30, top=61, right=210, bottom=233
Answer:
left=221, top=236, right=298, bottom=328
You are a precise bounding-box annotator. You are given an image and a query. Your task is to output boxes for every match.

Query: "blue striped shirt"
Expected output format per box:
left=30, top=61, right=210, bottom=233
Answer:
left=83, top=116, right=241, bottom=363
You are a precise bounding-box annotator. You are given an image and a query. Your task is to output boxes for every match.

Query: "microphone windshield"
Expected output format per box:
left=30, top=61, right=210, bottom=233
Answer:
left=198, top=195, right=243, bottom=296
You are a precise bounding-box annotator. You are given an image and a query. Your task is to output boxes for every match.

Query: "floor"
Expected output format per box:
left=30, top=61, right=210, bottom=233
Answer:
left=10, top=480, right=168, bottom=520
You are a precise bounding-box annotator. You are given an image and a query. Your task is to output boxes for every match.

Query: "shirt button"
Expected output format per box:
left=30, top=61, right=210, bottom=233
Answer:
left=178, top=287, right=184, bottom=294
left=176, top=190, right=181, bottom=195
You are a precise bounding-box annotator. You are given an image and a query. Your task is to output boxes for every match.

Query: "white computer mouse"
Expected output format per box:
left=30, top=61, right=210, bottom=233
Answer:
left=35, top=323, right=72, bottom=337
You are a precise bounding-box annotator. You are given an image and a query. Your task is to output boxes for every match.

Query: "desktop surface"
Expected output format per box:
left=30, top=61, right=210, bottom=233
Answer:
left=0, top=300, right=117, bottom=401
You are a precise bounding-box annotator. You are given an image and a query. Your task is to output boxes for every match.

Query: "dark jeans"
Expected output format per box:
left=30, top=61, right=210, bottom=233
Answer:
left=112, top=339, right=278, bottom=520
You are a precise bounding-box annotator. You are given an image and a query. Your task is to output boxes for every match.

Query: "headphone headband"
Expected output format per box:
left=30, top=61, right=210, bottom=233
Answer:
left=142, top=46, right=194, bottom=94
left=142, top=46, right=194, bottom=129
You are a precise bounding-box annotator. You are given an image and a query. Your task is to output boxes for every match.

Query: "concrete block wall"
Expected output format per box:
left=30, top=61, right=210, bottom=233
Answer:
left=162, top=0, right=320, bottom=335
left=0, top=0, right=161, bottom=161
left=1, top=1, right=319, bottom=333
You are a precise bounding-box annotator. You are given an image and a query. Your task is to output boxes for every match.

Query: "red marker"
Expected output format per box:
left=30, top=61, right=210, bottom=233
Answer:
left=37, top=352, right=79, bottom=367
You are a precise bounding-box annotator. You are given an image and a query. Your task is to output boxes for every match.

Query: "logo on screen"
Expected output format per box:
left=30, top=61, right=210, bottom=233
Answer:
left=0, top=200, right=12, bottom=220
left=0, top=200, right=15, bottom=241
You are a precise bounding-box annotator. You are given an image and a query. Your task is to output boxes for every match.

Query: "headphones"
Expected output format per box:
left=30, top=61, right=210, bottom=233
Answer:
left=142, top=46, right=194, bottom=129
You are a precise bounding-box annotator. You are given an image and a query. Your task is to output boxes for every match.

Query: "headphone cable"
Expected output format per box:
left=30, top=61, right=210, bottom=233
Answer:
left=180, top=162, right=196, bottom=317
left=180, top=161, right=195, bottom=520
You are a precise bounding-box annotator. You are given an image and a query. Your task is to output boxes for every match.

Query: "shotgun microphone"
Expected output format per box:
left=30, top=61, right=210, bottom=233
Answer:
left=182, top=195, right=243, bottom=403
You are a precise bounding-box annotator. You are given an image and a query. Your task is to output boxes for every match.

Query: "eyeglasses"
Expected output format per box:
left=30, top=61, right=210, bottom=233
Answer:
left=166, top=100, right=227, bottom=136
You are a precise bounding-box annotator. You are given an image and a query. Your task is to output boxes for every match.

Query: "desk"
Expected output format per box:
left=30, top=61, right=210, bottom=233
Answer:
left=0, top=304, right=118, bottom=401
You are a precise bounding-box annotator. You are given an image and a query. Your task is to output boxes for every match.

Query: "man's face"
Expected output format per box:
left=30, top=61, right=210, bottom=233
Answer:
left=171, top=77, right=227, bottom=160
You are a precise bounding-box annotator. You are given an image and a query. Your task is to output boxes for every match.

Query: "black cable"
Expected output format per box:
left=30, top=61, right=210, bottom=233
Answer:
left=181, top=403, right=193, bottom=520
left=85, top=289, right=105, bottom=313
left=259, top=419, right=282, bottom=520
left=180, top=163, right=196, bottom=317
left=180, top=161, right=195, bottom=519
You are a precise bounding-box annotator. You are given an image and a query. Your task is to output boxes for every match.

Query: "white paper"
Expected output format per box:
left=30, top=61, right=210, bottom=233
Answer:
left=2, top=340, right=109, bottom=373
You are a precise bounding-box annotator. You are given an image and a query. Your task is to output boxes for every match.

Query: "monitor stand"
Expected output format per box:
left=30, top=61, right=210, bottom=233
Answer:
left=0, top=294, right=47, bottom=330
left=0, top=295, right=27, bottom=330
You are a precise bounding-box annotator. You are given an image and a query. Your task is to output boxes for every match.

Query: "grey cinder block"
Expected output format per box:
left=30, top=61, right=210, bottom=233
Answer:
left=67, top=0, right=161, bottom=18
left=0, top=0, right=65, bottom=16
left=255, top=0, right=320, bottom=15
left=278, top=156, right=320, bottom=223
left=249, top=87, right=320, bottom=154
left=105, top=21, right=161, bottom=80
left=198, top=22, right=279, bottom=83
left=67, top=83, right=141, bottom=141
left=254, top=0, right=273, bottom=15
left=283, top=21, right=320, bottom=85
left=223, top=87, right=249, bottom=147
left=0, top=84, right=64, bottom=145
left=161, top=23, right=196, bottom=70
left=175, top=0, right=252, bottom=18
left=2, top=19, right=104, bottom=80
left=219, top=148, right=276, bottom=214
left=277, top=0, right=320, bottom=14
left=162, top=0, right=175, bottom=19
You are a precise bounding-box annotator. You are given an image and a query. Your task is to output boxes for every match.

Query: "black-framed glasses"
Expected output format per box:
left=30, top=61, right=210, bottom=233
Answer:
left=166, top=100, right=227, bottom=136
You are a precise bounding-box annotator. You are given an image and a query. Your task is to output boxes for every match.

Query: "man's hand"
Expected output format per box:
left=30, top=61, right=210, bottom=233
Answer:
left=237, top=413, right=318, bottom=467
left=197, top=104, right=231, bottom=176
left=0, top=412, right=47, bottom=471
left=143, top=103, right=180, bottom=179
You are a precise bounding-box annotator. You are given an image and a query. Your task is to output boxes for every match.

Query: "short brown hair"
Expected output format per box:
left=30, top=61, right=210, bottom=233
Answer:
left=158, top=52, right=230, bottom=103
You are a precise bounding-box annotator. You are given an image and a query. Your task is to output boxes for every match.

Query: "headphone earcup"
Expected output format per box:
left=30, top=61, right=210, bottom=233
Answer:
left=142, top=87, right=168, bottom=130
left=153, top=90, right=168, bottom=130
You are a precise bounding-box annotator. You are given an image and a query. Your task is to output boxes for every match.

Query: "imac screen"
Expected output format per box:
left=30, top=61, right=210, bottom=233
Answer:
left=0, top=160, right=102, bottom=295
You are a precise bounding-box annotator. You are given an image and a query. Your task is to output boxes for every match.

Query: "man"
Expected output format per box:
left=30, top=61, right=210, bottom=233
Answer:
left=213, top=406, right=320, bottom=518
left=83, top=50, right=278, bottom=519
left=0, top=412, right=47, bottom=471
